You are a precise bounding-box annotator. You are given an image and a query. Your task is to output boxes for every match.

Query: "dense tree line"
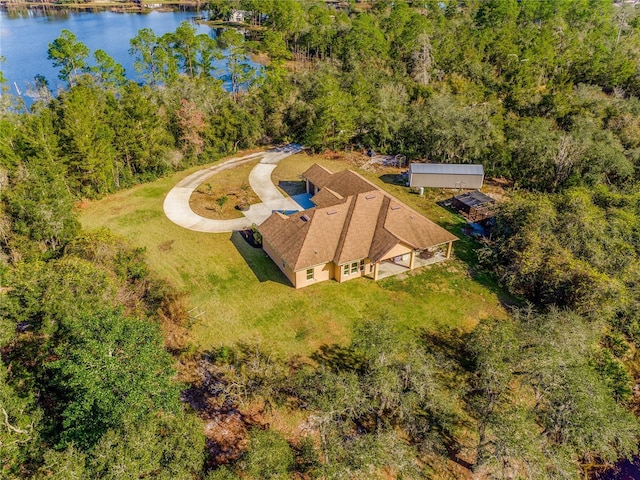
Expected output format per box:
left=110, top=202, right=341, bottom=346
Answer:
left=485, top=187, right=640, bottom=319
left=4, top=1, right=640, bottom=196
left=212, top=0, right=640, bottom=192
left=3, top=0, right=640, bottom=478
left=195, top=312, right=637, bottom=479
left=0, top=230, right=205, bottom=478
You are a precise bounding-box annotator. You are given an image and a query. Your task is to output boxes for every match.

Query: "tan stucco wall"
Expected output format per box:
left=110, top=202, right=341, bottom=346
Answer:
left=263, top=239, right=297, bottom=287
left=336, top=259, right=367, bottom=283
left=364, top=259, right=375, bottom=278
left=294, top=262, right=334, bottom=288
left=379, top=243, right=413, bottom=262
left=333, top=264, right=342, bottom=281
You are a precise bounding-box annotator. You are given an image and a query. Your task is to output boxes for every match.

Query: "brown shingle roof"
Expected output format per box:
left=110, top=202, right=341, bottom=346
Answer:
left=317, top=169, right=379, bottom=198
left=302, top=164, right=333, bottom=189
left=260, top=165, right=458, bottom=271
left=259, top=202, right=351, bottom=270
left=368, top=196, right=400, bottom=262
left=311, top=187, right=345, bottom=208
left=384, top=201, right=457, bottom=250
left=334, top=192, right=384, bottom=265
left=259, top=211, right=312, bottom=268
left=296, top=202, right=351, bottom=269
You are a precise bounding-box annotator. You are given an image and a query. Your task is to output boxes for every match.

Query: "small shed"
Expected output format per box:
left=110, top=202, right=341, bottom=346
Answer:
left=409, top=163, right=484, bottom=189
left=452, top=190, right=495, bottom=222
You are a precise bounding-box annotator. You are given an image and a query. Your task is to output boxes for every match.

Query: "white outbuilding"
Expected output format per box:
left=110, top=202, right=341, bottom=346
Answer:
left=408, top=163, right=485, bottom=189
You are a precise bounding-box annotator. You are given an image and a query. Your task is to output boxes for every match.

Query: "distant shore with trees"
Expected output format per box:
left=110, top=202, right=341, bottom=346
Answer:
left=1, top=0, right=200, bottom=12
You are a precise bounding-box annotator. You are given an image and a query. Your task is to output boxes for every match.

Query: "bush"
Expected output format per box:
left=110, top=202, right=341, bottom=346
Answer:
left=240, top=429, right=295, bottom=479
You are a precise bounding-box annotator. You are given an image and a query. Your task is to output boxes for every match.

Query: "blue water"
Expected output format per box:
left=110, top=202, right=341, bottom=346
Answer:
left=291, top=193, right=315, bottom=210
left=0, top=9, right=252, bottom=97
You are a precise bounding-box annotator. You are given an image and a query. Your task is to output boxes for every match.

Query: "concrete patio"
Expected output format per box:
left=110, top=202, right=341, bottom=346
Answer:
left=375, top=252, right=448, bottom=280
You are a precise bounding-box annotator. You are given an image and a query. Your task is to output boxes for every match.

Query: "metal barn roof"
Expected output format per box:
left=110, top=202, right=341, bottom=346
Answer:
left=453, top=190, right=494, bottom=208
left=409, top=163, right=485, bottom=176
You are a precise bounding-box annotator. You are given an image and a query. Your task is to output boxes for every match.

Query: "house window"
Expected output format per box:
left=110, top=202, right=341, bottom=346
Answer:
left=351, top=262, right=358, bottom=274
left=281, top=260, right=285, bottom=269
left=360, top=260, right=365, bottom=271
left=306, top=268, right=314, bottom=280
left=369, top=263, right=374, bottom=273
left=343, top=264, right=349, bottom=276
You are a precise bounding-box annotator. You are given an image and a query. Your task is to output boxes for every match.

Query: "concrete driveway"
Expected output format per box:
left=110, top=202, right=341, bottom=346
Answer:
left=163, top=144, right=303, bottom=233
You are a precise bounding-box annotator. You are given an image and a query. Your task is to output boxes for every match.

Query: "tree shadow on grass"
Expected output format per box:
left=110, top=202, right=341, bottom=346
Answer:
left=418, top=326, right=471, bottom=371
left=378, top=173, right=405, bottom=186
left=310, top=344, right=365, bottom=373
left=229, top=231, right=291, bottom=286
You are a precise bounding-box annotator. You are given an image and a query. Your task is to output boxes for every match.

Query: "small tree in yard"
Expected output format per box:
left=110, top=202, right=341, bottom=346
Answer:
left=216, top=195, right=228, bottom=211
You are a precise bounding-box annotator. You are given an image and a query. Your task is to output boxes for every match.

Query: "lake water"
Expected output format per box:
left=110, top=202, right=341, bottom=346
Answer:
left=0, top=9, right=245, bottom=97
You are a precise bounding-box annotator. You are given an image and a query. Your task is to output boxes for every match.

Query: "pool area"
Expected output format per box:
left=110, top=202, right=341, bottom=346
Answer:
left=272, top=194, right=315, bottom=216
left=291, top=193, right=315, bottom=210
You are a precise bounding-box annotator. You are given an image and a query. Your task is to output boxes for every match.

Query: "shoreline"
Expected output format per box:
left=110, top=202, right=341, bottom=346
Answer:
left=0, top=1, right=201, bottom=12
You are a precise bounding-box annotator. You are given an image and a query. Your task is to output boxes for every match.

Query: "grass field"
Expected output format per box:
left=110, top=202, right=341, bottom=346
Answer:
left=79, top=151, right=507, bottom=358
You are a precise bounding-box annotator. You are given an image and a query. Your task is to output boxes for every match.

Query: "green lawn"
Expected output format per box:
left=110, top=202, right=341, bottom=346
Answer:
left=79, top=153, right=507, bottom=358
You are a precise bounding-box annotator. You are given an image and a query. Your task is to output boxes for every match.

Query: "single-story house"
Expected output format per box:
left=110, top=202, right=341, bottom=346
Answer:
left=259, top=164, right=458, bottom=288
left=408, top=163, right=484, bottom=189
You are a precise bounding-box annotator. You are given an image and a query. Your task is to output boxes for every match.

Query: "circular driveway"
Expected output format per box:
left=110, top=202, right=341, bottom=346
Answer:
left=163, top=145, right=303, bottom=233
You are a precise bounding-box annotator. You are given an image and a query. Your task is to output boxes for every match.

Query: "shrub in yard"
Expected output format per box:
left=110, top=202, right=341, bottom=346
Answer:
left=251, top=224, right=262, bottom=247
left=216, top=196, right=228, bottom=210
left=240, top=429, right=295, bottom=479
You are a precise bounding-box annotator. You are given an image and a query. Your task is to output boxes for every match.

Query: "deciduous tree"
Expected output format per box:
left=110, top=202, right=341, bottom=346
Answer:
left=51, top=310, right=182, bottom=449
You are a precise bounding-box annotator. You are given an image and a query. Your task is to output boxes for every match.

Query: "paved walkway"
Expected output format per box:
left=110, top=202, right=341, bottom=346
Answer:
left=163, top=144, right=303, bottom=233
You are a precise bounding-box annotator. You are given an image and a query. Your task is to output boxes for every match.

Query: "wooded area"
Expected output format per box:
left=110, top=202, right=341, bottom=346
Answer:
left=3, top=0, right=640, bottom=478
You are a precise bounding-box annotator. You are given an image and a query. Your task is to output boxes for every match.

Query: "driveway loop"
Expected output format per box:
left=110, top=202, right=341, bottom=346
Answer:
left=163, top=145, right=303, bottom=233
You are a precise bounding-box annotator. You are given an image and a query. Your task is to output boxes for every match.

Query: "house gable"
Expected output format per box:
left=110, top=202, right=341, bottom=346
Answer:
left=302, top=164, right=333, bottom=190
left=378, top=242, right=413, bottom=263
